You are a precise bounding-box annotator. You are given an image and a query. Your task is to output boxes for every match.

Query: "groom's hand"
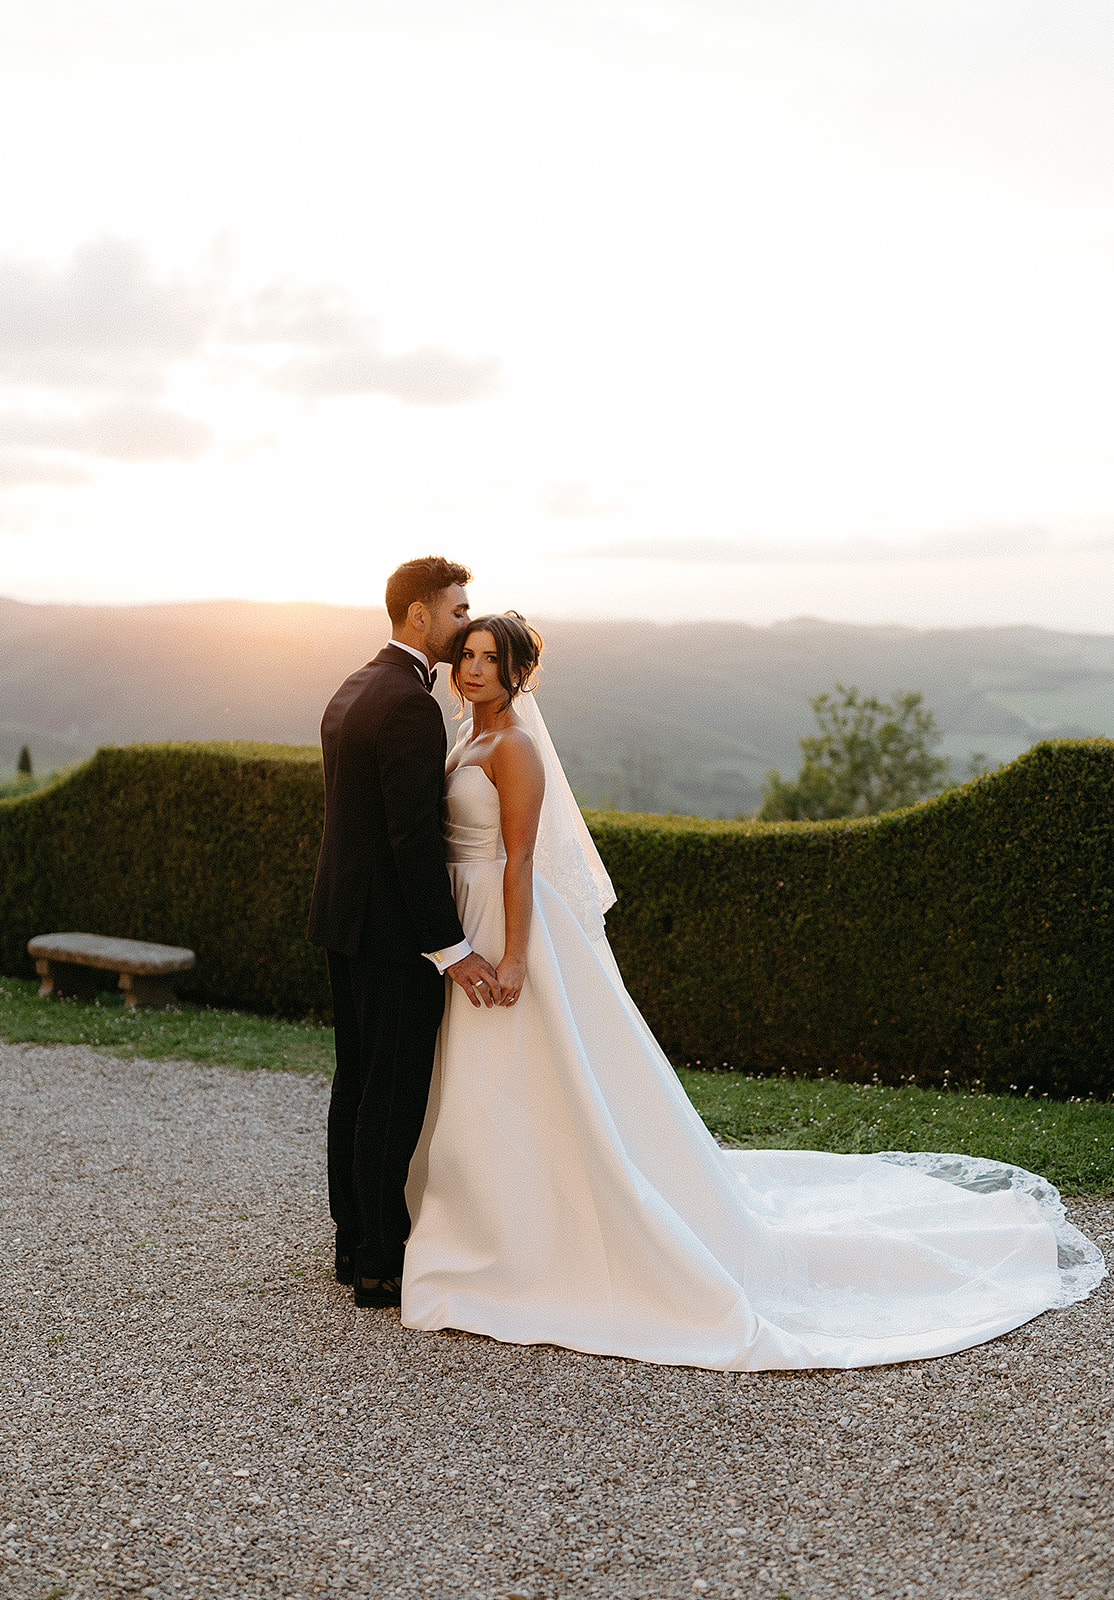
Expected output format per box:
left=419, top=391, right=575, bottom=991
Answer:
left=447, top=952, right=503, bottom=1008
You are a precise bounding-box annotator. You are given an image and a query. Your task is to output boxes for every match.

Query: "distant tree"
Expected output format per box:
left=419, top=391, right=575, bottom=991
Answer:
left=759, top=684, right=953, bottom=820
left=16, top=745, right=32, bottom=776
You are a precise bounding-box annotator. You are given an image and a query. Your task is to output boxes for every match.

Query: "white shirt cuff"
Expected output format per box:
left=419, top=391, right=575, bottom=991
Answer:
left=424, top=938, right=472, bottom=974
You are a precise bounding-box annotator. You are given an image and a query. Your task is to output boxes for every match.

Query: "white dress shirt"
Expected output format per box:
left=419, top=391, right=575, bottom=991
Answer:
left=385, top=637, right=433, bottom=681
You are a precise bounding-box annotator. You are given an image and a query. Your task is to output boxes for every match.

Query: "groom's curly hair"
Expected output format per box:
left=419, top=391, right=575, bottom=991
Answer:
left=385, top=556, right=472, bottom=624
left=451, top=612, right=543, bottom=712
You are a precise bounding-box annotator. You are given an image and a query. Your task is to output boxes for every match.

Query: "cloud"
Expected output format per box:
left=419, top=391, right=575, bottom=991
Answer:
left=548, top=482, right=623, bottom=517
left=0, top=237, right=500, bottom=492
left=0, top=237, right=212, bottom=391
left=577, top=528, right=1080, bottom=564
left=898, top=528, right=1051, bottom=560
left=225, top=282, right=367, bottom=347
left=0, top=237, right=500, bottom=406
left=0, top=403, right=213, bottom=462
left=0, top=450, right=89, bottom=488
left=233, top=281, right=501, bottom=404
left=272, top=342, right=501, bottom=405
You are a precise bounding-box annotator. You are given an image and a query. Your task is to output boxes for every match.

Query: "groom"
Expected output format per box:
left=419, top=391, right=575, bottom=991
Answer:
left=307, top=555, right=502, bottom=1308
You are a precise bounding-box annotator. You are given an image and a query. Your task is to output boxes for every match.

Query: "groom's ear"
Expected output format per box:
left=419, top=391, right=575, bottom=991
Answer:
left=406, top=599, right=428, bottom=632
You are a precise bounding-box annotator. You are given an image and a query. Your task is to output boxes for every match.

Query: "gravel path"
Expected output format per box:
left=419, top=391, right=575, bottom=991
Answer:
left=2, top=1041, right=1112, bottom=1600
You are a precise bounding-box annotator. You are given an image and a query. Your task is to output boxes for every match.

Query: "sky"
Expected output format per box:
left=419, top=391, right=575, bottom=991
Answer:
left=1, top=0, right=1113, bottom=628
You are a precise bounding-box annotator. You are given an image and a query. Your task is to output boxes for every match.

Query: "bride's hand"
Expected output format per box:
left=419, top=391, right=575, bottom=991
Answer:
left=496, top=957, right=525, bottom=1008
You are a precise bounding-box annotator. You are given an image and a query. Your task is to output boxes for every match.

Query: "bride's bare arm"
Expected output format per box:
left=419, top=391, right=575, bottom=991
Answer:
left=489, top=726, right=545, bottom=1006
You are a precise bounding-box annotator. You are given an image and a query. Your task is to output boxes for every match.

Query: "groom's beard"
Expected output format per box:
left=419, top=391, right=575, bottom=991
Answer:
left=428, top=623, right=467, bottom=665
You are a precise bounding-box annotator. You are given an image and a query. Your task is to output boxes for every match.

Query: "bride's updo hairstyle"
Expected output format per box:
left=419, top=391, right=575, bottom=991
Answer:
left=450, top=611, right=543, bottom=713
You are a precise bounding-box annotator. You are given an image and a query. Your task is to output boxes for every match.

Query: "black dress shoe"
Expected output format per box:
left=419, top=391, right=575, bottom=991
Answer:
left=354, top=1274, right=403, bottom=1309
left=335, top=1252, right=354, bottom=1286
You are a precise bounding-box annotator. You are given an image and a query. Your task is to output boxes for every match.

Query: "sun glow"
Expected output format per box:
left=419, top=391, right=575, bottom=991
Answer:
left=1, top=1, right=1113, bottom=627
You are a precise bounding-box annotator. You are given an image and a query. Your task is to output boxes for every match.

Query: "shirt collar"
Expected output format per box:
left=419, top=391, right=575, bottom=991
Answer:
left=386, top=639, right=433, bottom=673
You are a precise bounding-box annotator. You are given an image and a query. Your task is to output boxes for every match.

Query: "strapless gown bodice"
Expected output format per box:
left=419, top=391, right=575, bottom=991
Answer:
left=443, top=764, right=505, bottom=863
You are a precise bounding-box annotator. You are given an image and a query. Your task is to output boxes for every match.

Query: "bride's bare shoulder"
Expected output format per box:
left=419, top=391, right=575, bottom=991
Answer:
left=492, top=723, right=544, bottom=780
left=495, top=723, right=540, bottom=758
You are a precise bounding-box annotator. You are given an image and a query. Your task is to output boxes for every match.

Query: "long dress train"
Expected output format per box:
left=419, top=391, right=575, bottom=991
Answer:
left=402, top=763, right=1105, bottom=1371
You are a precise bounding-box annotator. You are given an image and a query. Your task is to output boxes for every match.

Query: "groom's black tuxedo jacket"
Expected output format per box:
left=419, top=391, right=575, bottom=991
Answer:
left=307, top=646, right=466, bottom=964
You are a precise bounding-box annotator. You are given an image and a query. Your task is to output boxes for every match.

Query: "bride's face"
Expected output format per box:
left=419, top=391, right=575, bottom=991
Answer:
left=458, top=630, right=504, bottom=706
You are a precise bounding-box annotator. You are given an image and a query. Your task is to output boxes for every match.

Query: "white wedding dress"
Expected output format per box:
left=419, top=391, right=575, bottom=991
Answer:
left=402, top=727, right=1105, bottom=1372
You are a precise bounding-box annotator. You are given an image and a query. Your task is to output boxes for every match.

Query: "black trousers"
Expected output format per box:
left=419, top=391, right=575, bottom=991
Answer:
left=326, top=946, right=447, bottom=1280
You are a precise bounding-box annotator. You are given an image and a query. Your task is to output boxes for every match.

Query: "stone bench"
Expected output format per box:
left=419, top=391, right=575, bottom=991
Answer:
left=28, top=933, right=196, bottom=1010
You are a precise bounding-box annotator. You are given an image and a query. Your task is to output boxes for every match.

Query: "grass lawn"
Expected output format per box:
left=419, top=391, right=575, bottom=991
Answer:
left=2, top=973, right=1111, bottom=1193
left=0, top=974, right=333, bottom=1075
left=679, top=1069, right=1114, bottom=1196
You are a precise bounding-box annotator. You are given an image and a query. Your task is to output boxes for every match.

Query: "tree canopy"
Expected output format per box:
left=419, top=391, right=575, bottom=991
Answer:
left=758, top=685, right=956, bottom=820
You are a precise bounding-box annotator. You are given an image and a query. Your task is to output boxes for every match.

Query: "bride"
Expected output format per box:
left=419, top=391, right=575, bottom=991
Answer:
left=402, top=613, right=1105, bottom=1370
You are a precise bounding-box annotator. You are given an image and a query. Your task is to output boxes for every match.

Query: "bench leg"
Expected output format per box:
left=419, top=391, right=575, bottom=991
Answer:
left=118, top=973, right=179, bottom=1010
left=35, top=958, right=99, bottom=1001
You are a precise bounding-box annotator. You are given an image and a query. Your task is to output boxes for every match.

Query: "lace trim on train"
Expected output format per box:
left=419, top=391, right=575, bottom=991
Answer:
left=876, top=1150, right=1108, bottom=1309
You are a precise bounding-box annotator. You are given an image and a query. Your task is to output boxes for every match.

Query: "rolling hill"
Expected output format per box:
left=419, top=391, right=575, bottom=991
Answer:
left=3, top=597, right=1114, bottom=816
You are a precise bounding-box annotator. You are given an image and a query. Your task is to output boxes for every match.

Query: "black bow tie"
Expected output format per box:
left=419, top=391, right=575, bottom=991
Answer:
left=390, top=644, right=436, bottom=691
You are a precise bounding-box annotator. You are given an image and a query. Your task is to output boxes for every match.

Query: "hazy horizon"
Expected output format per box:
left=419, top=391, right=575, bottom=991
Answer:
left=8, top=588, right=1114, bottom=642
left=5, top=595, right=1113, bottom=816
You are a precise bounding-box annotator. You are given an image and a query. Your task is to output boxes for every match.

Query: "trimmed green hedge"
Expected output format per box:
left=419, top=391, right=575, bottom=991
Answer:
left=0, top=738, right=1110, bottom=1096
left=0, top=743, right=331, bottom=1020
left=596, top=739, right=1113, bottom=1098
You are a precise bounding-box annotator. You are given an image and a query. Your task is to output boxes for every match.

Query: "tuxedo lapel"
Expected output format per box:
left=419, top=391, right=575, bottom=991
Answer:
left=382, top=642, right=434, bottom=691
left=308, top=644, right=463, bottom=961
